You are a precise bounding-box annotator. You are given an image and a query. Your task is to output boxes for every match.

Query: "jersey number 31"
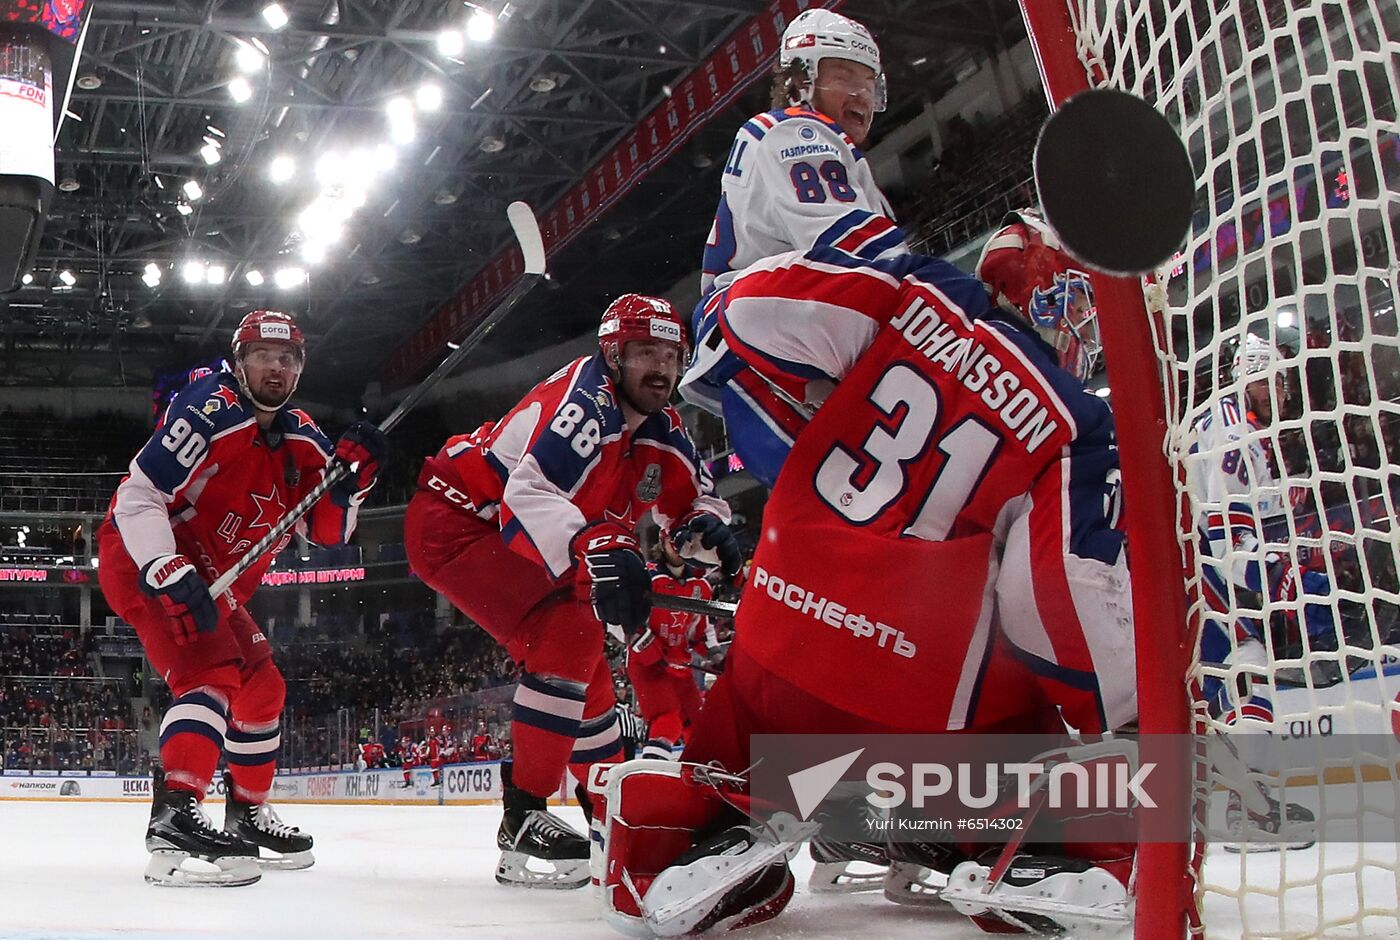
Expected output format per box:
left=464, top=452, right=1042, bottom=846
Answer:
left=815, top=363, right=1001, bottom=540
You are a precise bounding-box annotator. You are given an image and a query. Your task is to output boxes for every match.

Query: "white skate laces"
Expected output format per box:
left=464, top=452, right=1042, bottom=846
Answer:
left=254, top=803, right=299, bottom=839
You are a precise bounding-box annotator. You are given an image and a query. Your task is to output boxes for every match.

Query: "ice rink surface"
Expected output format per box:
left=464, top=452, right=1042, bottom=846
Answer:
left=2, top=798, right=1397, bottom=939
left=0, top=800, right=985, bottom=940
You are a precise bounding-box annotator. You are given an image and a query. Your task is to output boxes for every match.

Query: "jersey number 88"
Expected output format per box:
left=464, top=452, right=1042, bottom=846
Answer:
left=789, top=160, right=856, bottom=204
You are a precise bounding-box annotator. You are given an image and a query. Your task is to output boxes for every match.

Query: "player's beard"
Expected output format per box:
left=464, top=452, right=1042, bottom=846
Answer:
left=236, top=364, right=299, bottom=412
left=616, top=365, right=676, bottom=416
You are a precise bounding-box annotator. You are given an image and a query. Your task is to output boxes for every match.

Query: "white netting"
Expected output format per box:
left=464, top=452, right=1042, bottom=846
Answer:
left=1063, top=0, right=1400, bottom=937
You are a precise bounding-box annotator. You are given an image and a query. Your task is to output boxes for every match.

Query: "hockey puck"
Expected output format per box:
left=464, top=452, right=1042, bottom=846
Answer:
left=1034, top=88, right=1195, bottom=276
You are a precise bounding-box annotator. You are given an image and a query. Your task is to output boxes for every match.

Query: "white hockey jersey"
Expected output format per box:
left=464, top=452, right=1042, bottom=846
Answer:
left=699, top=106, right=904, bottom=297
left=685, top=106, right=906, bottom=488
left=1185, top=396, right=1289, bottom=593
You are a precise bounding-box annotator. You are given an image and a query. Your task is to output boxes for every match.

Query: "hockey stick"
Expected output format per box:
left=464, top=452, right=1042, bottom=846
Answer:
left=208, top=202, right=547, bottom=598
left=649, top=592, right=738, bottom=618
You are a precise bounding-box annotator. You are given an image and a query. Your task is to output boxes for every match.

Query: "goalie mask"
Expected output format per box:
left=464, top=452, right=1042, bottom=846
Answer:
left=976, top=209, right=1101, bottom=382
left=779, top=9, right=887, bottom=113
left=230, top=309, right=306, bottom=412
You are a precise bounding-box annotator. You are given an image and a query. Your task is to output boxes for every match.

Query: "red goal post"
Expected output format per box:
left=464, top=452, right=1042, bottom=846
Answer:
left=1019, top=1, right=1400, bottom=938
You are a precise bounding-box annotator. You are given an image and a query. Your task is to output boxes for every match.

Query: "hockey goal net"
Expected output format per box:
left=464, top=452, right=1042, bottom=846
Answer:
left=1020, top=1, right=1400, bottom=937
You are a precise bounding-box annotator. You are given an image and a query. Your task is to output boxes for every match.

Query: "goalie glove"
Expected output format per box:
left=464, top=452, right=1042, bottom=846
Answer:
left=331, top=420, right=390, bottom=506
left=572, top=523, right=651, bottom=635
left=669, top=511, right=744, bottom=582
left=139, top=554, right=219, bottom=645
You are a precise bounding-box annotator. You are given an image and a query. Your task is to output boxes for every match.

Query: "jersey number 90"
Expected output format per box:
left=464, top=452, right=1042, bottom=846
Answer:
left=160, top=418, right=209, bottom=469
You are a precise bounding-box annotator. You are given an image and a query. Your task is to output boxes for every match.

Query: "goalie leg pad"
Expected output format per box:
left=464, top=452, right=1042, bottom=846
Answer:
left=598, top=759, right=731, bottom=935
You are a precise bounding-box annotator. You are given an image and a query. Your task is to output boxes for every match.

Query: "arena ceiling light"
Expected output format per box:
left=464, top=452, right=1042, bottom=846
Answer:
left=234, top=41, right=265, bottom=74
left=20, top=272, right=32, bottom=285
left=261, top=3, right=289, bottom=30
left=57, top=269, right=76, bottom=287
left=176, top=202, right=194, bottom=217
left=466, top=10, right=495, bottom=43
left=181, top=261, right=205, bottom=284
left=416, top=82, right=444, bottom=112
left=268, top=154, right=295, bottom=184
left=141, top=263, right=162, bottom=287
left=245, top=268, right=265, bottom=286
left=228, top=76, right=254, bottom=103
left=437, top=28, right=464, bottom=57
left=206, top=264, right=227, bottom=285
left=199, top=141, right=222, bottom=165
left=300, top=241, right=327, bottom=264
left=274, top=266, right=307, bottom=289
left=182, top=179, right=204, bottom=201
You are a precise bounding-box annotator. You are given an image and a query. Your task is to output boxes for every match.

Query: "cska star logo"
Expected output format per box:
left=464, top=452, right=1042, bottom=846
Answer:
left=288, top=409, right=317, bottom=430
left=248, top=490, right=286, bottom=532
left=211, top=386, right=241, bottom=409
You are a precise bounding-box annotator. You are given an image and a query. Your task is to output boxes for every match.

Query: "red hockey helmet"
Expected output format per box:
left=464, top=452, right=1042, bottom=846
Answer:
left=230, top=309, right=305, bottom=362
left=975, top=209, right=1099, bottom=381
left=598, top=293, right=687, bottom=367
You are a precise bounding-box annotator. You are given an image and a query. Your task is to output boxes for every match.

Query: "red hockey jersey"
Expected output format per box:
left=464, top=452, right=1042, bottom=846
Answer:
left=418, top=353, right=729, bottom=579
left=712, top=248, right=1136, bottom=733
left=635, top=566, right=717, bottom=667
left=106, top=372, right=360, bottom=606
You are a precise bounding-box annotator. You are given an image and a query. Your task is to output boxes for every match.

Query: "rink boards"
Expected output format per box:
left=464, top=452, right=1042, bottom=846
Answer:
left=0, top=759, right=574, bottom=806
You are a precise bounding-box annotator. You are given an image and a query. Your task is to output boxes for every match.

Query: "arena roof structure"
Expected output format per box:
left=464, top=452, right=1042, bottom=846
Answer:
left=5, top=0, right=1025, bottom=401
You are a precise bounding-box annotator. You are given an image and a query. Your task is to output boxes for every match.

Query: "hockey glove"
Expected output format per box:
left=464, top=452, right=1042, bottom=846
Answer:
left=332, top=420, right=390, bottom=505
left=1271, top=563, right=1336, bottom=641
left=670, top=511, right=744, bottom=582
left=139, top=554, right=219, bottom=645
left=573, top=523, right=651, bottom=635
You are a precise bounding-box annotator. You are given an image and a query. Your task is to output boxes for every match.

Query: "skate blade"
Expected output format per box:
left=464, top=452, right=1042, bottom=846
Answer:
left=883, top=862, right=951, bottom=907
left=495, top=850, right=589, bottom=889
left=1223, top=838, right=1316, bottom=854
left=256, top=849, right=315, bottom=871
left=809, top=860, right=888, bottom=894
left=145, top=849, right=261, bottom=887
left=941, top=864, right=1130, bottom=934
left=642, top=841, right=800, bottom=936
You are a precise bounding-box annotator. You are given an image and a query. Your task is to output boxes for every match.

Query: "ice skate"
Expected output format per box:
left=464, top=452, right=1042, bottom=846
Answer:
left=495, top=771, right=590, bottom=889
left=144, top=767, right=260, bottom=887
left=1224, top=790, right=1316, bottom=853
left=222, top=771, right=314, bottom=870
left=941, top=854, right=1130, bottom=936
left=641, top=821, right=803, bottom=936
left=883, top=838, right=969, bottom=906
left=808, top=836, right=889, bottom=893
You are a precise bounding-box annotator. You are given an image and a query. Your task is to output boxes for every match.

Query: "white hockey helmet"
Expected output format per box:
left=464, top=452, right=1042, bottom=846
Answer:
left=1231, top=333, right=1280, bottom=383
left=780, top=8, right=887, bottom=112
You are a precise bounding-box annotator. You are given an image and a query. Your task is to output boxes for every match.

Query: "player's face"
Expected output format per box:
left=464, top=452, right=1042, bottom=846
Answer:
left=239, top=342, right=303, bottom=408
left=1243, top=375, right=1286, bottom=425
left=813, top=58, right=878, bottom=145
left=615, top=339, right=683, bottom=415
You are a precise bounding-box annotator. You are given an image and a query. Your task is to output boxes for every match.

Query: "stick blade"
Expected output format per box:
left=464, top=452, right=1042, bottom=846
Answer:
left=507, top=201, right=547, bottom=275
left=1034, top=88, right=1195, bottom=276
